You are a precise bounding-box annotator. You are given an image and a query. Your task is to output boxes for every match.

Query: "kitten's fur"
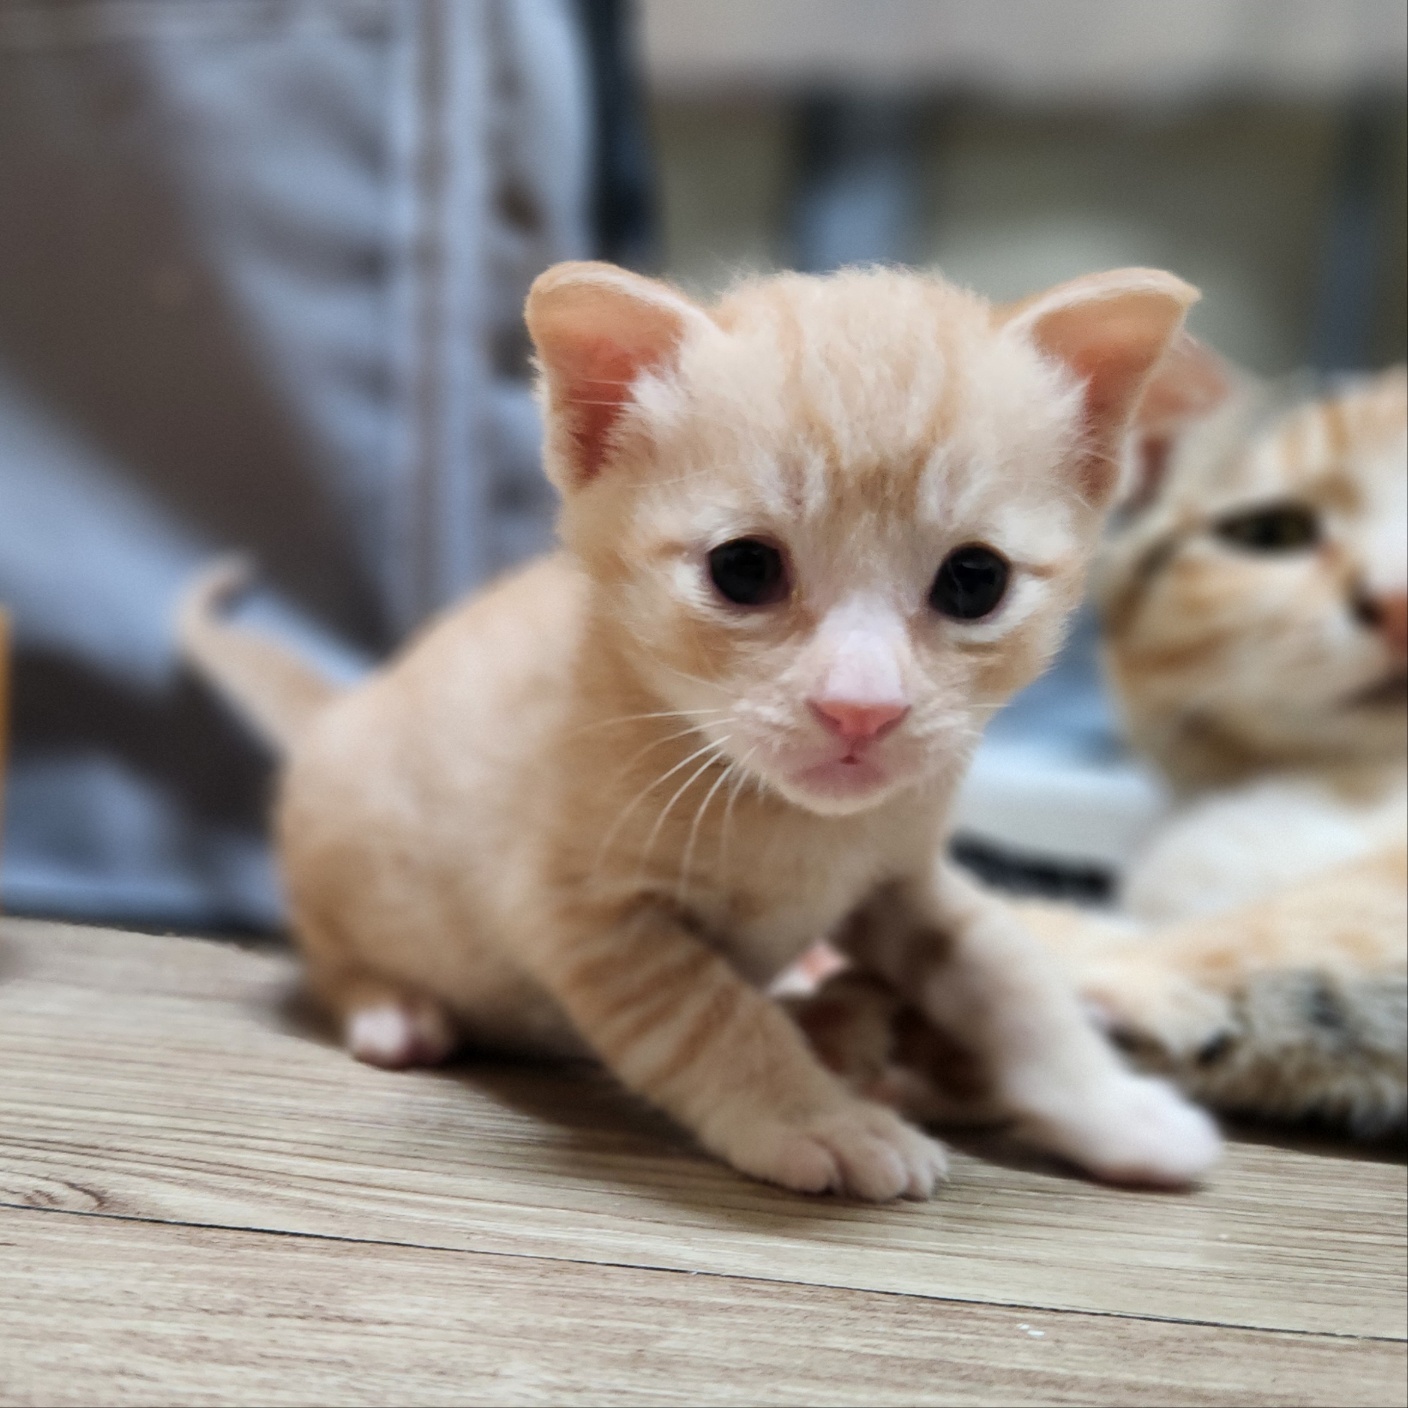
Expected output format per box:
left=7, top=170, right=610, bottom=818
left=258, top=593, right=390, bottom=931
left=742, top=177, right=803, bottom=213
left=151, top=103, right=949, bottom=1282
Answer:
left=803, top=363, right=1406, bottom=1136
left=182, top=261, right=1221, bottom=1197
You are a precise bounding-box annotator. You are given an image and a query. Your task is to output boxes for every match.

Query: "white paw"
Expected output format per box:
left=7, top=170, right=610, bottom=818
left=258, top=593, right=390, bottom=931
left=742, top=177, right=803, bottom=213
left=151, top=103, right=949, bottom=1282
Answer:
left=346, top=1001, right=456, bottom=1069
left=1019, top=1073, right=1223, bottom=1188
left=717, top=1100, right=949, bottom=1201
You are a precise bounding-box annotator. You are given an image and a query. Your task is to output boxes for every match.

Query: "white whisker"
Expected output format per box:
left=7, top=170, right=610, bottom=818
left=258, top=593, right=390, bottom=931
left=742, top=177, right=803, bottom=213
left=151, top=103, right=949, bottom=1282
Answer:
left=634, top=739, right=731, bottom=889
left=590, top=732, right=725, bottom=876
left=650, top=657, right=742, bottom=699
left=566, top=707, right=727, bottom=740
left=717, top=745, right=758, bottom=885
left=676, top=755, right=739, bottom=903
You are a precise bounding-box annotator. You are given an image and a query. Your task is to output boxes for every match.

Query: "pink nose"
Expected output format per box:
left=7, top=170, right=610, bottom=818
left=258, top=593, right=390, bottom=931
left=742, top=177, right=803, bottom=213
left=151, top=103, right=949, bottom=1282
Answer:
left=808, top=698, right=910, bottom=744
left=1380, top=593, right=1408, bottom=657
left=1360, top=590, right=1408, bottom=656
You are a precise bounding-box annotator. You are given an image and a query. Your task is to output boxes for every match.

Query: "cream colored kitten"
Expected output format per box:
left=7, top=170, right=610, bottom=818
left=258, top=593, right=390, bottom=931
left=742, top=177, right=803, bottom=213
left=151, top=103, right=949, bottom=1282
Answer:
left=182, top=261, right=1221, bottom=1197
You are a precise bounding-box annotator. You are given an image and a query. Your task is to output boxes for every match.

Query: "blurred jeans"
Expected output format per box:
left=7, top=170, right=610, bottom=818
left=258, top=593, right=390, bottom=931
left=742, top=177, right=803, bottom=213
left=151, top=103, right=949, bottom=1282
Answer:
left=0, top=0, right=592, bottom=927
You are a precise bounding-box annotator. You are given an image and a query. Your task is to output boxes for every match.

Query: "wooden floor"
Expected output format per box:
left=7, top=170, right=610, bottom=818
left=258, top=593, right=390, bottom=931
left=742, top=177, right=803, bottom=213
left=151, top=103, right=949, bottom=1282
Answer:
left=0, top=918, right=1403, bottom=1407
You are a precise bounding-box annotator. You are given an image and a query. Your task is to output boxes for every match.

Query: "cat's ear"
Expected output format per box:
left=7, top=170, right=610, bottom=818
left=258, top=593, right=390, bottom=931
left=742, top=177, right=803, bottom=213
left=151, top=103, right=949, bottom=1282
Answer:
left=1003, top=269, right=1200, bottom=503
left=526, top=261, right=714, bottom=489
left=1123, top=334, right=1234, bottom=513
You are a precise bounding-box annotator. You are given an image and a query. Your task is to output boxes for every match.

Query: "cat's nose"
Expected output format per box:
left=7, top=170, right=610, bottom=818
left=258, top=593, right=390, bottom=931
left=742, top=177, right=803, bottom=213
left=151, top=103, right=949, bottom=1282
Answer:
left=808, top=697, right=910, bottom=744
left=1356, top=589, right=1408, bottom=656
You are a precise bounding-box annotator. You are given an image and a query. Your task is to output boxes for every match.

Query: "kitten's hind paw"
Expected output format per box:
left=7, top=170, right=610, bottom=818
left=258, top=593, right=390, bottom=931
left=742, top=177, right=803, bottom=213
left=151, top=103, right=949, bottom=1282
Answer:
left=346, top=998, right=457, bottom=1069
left=1018, top=1073, right=1223, bottom=1188
left=721, top=1101, right=950, bottom=1201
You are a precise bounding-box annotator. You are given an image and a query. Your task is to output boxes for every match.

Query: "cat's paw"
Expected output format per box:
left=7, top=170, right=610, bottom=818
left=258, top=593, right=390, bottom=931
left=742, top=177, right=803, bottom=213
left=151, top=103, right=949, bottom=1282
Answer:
left=721, top=1100, right=949, bottom=1201
left=1019, top=1073, right=1223, bottom=1188
left=1082, top=961, right=1236, bottom=1065
left=346, top=999, right=457, bottom=1069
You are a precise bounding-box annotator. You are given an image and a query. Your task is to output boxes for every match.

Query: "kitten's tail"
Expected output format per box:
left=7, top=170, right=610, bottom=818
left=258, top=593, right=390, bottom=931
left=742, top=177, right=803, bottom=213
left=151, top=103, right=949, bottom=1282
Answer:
left=178, top=558, right=341, bottom=752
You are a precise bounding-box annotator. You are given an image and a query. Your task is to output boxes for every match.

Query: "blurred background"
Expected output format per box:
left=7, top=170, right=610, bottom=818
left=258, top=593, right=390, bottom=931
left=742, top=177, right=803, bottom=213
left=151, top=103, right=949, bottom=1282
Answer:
left=0, top=0, right=1404, bottom=929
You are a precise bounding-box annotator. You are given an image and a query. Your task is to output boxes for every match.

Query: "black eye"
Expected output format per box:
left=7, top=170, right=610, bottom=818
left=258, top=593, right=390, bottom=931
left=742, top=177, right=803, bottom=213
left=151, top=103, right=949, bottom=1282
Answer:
left=1214, top=502, right=1320, bottom=553
left=707, top=537, right=788, bottom=606
left=929, top=544, right=1010, bottom=621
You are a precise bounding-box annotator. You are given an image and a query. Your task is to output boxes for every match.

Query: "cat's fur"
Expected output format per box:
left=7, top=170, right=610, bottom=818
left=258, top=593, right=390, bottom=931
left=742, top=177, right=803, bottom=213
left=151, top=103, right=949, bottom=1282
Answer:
left=1040, top=362, right=1408, bottom=1133
left=182, top=261, right=1221, bottom=1197
left=800, top=363, right=1407, bottom=1136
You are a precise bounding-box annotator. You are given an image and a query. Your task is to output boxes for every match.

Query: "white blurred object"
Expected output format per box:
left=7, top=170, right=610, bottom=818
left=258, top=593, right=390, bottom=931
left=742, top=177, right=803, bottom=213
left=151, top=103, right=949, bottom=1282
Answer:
left=643, top=0, right=1407, bottom=100
left=952, top=741, right=1170, bottom=873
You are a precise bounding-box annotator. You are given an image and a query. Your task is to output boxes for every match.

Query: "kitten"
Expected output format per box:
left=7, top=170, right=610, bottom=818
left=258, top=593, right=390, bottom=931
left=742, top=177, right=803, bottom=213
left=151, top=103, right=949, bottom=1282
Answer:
left=803, top=362, right=1406, bottom=1135
left=182, top=260, right=1221, bottom=1197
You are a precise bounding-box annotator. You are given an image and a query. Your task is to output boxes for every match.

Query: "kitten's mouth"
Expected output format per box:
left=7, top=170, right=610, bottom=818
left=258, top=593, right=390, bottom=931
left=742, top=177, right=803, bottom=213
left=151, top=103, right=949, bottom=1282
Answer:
left=790, top=750, right=892, bottom=800
left=1346, top=670, right=1408, bottom=708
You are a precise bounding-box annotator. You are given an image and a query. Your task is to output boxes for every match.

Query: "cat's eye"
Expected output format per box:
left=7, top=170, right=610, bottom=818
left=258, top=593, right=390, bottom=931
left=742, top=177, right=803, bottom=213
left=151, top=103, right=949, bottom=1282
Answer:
left=929, top=544, right=1010, bottom=621
left=707, top=537, right=788, bottom=607
left=1213, top=502, right=1320, bottom=553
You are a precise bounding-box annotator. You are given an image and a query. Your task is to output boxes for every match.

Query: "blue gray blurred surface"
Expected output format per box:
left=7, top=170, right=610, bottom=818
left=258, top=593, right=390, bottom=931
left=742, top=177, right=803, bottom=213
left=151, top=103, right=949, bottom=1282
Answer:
left=0, top=0, right=592, bottom=926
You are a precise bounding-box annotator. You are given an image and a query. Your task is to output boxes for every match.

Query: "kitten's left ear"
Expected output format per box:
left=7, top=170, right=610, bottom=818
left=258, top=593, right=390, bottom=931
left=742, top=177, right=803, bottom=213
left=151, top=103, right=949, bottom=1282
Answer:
left=1003, top=269, right=1200, bottom=503
left=526, top=261, right=716, bottom=490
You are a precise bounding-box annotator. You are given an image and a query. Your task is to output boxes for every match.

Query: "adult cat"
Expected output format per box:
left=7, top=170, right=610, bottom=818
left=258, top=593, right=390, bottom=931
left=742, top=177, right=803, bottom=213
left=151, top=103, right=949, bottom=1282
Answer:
left=182, top=261, right=1220, bottom=1198
left=1038, top=362, right=1407, bottom=1132
left=800, top=362, right=1407, bottom=1136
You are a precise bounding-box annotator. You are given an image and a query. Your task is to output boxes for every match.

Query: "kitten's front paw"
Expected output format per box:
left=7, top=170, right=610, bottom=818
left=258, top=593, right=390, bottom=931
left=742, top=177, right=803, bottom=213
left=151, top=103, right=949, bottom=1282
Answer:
left=720, top=1101, right=949, bottom=1201
left=1018, top=1074, right=1223, bottom=1188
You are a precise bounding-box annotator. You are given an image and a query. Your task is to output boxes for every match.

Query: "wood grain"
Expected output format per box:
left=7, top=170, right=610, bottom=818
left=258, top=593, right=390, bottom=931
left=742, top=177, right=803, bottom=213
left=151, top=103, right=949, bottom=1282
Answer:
left=2, top=921, right=1403, bottom=1338
left=0, top=918, right=1404, bottom=1407
left=2, top=1206, right=1401, bottom=1408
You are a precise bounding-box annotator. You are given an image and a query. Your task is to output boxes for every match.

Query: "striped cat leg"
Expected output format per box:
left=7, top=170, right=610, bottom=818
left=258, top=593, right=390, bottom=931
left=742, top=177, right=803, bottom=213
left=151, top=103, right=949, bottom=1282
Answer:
left=1022, top=850, right=1408, bottom=1135
left=841, top=866, right=1223, bottom=1186
left=525, top=904, right=949, bottom=1201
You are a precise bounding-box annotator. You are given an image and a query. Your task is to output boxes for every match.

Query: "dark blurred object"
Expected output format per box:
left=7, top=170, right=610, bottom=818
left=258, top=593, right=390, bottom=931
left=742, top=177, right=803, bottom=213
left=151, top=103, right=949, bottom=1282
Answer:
left=1310, top=98, right=1404, bottom=372
left=789, top=94, right=921, bottom=271
left=950, top=835, right=1114, bottom=905
left=577, top=0, right=659, bottom=270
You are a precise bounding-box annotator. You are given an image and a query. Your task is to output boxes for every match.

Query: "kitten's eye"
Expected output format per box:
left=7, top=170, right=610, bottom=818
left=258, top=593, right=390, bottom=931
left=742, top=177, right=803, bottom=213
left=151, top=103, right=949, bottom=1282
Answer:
left=1214, top=503, right=1320, bottom=553
left=707, top=538, right=788, bottom=606
left=929, top=544, right=1010, bottom=621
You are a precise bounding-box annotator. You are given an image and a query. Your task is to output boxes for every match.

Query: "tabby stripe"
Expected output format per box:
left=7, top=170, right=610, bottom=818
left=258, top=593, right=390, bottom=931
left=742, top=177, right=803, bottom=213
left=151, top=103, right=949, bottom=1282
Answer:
left=565, top=938, right=714, bottom=1029
left=1101, top=531, right=1184, bottom=634
left=637, top=977, right=749, bottom=1093
left=592, top=957, right=719, bottom=1057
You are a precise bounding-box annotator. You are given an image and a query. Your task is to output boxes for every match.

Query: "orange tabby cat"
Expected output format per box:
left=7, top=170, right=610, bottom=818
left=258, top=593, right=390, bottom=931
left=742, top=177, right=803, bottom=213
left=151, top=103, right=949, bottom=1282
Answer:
left=1033, top=362, right=1407, bottom=1132
left=800, top=363, right=1407, bottom=1136
left=182, top=261, right=1221, bottom=1197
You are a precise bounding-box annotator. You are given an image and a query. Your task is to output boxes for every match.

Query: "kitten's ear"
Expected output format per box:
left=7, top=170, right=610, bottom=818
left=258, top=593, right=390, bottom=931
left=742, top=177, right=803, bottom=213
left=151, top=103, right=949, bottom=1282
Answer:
left=526, top=261, right=714, bottom=489
left=1003, top=268, right=1200, bottom=503
left=1123, top=334, right=1234, bottom=513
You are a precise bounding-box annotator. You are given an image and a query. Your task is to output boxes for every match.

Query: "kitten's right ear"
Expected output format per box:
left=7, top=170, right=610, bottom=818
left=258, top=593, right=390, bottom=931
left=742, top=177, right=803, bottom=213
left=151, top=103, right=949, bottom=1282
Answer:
left=525, top=261, right=714, bottom=489
left=1002, top=268, right=1200, bottom=505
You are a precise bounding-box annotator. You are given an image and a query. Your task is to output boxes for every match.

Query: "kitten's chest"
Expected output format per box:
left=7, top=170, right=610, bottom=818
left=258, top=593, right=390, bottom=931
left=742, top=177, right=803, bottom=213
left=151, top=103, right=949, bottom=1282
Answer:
left=691, top=813, right=937, bottom=984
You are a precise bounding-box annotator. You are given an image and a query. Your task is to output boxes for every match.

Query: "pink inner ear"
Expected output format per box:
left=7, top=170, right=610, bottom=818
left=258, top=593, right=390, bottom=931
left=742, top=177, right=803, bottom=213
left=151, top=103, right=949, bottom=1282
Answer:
left=1063, top=317, right=1166, bottom=430
left=527, top=264, right=702, bottom=487
left=560, top=338, right=656, bottom=484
